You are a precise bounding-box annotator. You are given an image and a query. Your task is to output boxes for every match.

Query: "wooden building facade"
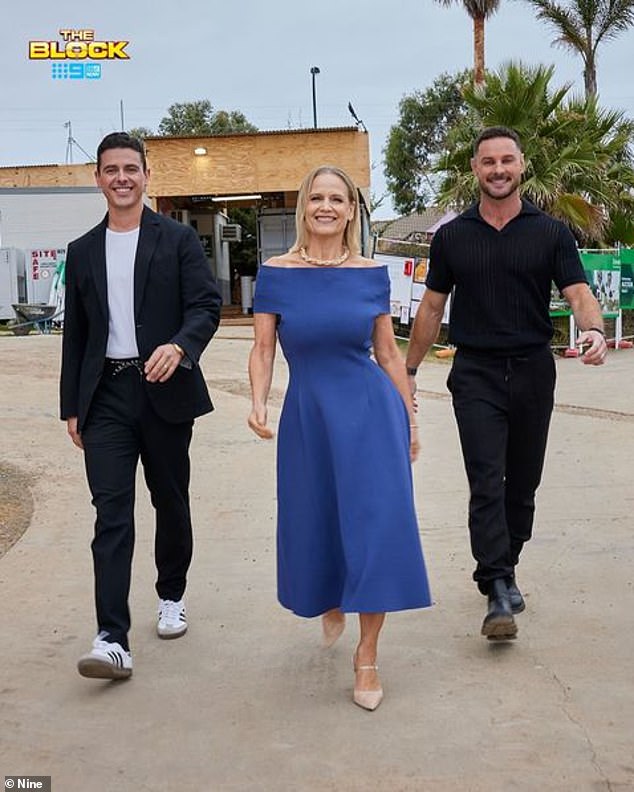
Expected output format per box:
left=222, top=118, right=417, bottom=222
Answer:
left=0, top=127, right=371, bottom=306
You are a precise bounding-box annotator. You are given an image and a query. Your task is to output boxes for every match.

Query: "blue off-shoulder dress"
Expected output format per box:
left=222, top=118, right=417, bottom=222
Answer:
left=253, top=264, right=432, bottom=617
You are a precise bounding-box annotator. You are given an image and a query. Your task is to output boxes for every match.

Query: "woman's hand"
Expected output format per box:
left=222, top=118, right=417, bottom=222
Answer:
left=410, top=425, right=420, bottom=462
left=248, top=405, right=274, bottom=439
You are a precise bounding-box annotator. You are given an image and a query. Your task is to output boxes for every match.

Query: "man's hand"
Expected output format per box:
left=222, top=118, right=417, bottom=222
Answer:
left=145, top=343, right=184, bottom=383
left=577, top=329, right=607, bottom=365
left=67, top=416, right=83, bottom=449
left=408, top=373, right=418, bottom=405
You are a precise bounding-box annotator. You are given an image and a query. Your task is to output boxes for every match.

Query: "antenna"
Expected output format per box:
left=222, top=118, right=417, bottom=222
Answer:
left=63, top=121, right=95, bottom=164
left=64, top=121, right=73, bottom=164
left=347, top=102, right=367, bottom=133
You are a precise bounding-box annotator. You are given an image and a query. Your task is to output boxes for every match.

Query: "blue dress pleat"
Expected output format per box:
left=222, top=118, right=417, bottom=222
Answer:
left=254, top=265, right=432, bottom=617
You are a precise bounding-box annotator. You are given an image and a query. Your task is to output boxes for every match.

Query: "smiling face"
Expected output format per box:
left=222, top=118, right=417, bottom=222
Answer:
left=95, top=147, right=148, bottom=213
left=303, top=172, right=355, bottom=242
left=471, top=136, right=525, bottom=201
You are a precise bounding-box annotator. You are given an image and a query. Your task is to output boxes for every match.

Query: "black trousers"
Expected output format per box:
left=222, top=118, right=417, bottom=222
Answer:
left=81, top=364, right=194, bottom=648
left=447, top=347, right=556, bottom=594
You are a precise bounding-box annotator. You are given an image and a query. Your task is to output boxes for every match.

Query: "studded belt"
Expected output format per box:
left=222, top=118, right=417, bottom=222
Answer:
left=104, top=358, right=144, bottom=378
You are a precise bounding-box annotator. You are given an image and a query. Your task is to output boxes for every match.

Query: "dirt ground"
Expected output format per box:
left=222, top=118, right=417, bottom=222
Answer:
left=0, top=331, right=276, bottom=561
left=1, top=331, right=633, bottom=792
left=0, top=463, right=34, bottom=557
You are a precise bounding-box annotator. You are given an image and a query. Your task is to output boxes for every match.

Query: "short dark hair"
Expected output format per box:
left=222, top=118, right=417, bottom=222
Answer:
left=96, top=132, right=147, bottom=172
left=473, top=126, right=522, bottom=156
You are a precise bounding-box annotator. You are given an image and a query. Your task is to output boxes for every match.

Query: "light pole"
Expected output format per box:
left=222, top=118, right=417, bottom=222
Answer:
left=310, top=66, right=320, bottom=129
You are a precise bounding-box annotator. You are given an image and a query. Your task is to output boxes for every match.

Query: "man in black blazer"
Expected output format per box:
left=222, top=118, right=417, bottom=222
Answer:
left=60, top=132, right=222, bottom=679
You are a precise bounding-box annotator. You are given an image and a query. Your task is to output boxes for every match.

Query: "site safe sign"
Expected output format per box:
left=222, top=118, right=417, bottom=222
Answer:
left=28, top=29, right=130, bottom=80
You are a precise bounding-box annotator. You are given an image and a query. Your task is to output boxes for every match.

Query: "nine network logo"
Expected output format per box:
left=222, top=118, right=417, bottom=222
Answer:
left=29, top=28, right=130, bottom=81
left=51, top=63, right=102, bottom=80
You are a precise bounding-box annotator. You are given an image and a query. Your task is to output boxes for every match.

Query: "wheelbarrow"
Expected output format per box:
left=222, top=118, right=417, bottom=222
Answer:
left=10, top=303, right=59, bottom=335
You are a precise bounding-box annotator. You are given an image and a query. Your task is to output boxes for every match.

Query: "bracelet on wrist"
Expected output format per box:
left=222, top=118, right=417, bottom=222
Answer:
left=406, top=366, right=418, bottom=376
left=587, top=327, right=606, bottom=337
left=172, top=342, right=185, bottom=357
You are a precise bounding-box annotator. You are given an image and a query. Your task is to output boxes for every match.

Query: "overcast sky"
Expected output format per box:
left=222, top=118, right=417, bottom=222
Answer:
left=3, top=0, right=633, bottom=218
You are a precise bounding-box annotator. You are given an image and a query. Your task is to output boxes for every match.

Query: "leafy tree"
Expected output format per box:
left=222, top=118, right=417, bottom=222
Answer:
left=370, top=192, right=387, bottom=213
left=127, top=126, right=154, bottom=140
left=207, top=109, right=258, bottom=135
left=383, top=71, right=471, bottom=214
left=437, top=61, right=634, bottom=242
left=227, top=207, right=258, bottom=276
left=435, top=0, right=502, bottom=84
left=157, top=100, right=257, bottom=136
left=517, top=0, right=634, bottom=98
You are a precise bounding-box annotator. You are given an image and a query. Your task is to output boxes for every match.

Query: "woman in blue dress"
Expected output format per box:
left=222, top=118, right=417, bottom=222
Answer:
left=248, top=165, right=432, bottom=711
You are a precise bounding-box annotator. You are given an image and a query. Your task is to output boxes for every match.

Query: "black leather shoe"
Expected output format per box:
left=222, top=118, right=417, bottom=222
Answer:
left=507, top=577, right=525, bottom=614
left=481, top=578, right=517, bottom=640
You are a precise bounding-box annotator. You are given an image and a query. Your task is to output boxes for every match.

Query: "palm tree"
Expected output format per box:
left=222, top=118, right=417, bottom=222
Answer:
left=436, top=0, right=502, bottom=84
left=436, top=61, right=634, bottom=241
left=519, top=0, right=634, bottom=98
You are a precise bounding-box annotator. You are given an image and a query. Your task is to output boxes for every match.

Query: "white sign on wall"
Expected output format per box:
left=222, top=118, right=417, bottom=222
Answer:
left=375, top=254, right=414, bottom=319
left=27, top=247, right=65, bottom=304
left=378, top=252, right=451, bottom=325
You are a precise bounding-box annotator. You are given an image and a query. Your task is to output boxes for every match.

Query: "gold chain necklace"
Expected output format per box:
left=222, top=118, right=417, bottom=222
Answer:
left=299, top=246, right=350, bottom=267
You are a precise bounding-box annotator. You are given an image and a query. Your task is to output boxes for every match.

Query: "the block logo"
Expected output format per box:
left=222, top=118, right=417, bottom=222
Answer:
left=29, top=29, right=130, bottom=80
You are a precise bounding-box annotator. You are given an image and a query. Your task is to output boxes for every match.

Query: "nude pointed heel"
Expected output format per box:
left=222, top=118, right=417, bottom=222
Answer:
left=352, top=655, right=384, bottom=711
left=322, top=610, right=346, bottom=648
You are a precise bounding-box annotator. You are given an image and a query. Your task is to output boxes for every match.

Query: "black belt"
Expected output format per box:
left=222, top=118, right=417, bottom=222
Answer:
left=104, top=357, right=144, bottom=377
left=457, top=344, right=549, bottom=361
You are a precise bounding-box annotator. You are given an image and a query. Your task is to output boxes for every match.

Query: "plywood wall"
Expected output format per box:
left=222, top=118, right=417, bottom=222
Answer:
left=145, top=130, right=370, bottom=199
left=0, top=130, right=371, bottom=206
left=0, top=164, right=95, bottom=188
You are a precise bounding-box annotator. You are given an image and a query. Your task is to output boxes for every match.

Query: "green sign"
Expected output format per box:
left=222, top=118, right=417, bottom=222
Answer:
left=619, top=248, right=634, bottom=311
left=580, top=251, right=620, bottom=318
left=549, top=280, right=571, bottom=316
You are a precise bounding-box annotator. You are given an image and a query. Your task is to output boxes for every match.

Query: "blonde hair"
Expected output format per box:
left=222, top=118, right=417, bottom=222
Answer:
left=290, top=165, right=361, bottom=256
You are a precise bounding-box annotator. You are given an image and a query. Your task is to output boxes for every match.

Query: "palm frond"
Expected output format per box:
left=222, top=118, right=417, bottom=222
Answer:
left=435, top=0, right=502, bottom=16
left=521, top=0, right=588, bottom=51
left=434, top=60, right=634, bottom=240
left=594, top=0, right=634, bottom=44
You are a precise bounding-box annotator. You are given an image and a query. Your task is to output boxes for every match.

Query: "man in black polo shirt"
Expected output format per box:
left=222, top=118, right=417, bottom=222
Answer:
left=406, top=126, right=606, bottom=640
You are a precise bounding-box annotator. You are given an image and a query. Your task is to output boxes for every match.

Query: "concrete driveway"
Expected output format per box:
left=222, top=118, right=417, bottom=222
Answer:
left=0, top=331, right=632, bottom=791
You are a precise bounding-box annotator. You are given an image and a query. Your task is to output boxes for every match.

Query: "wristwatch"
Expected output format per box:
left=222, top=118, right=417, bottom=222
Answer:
left=406, top=366, right=418, bottom=376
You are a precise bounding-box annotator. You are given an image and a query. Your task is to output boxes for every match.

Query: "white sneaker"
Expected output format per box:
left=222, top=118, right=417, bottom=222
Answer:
left=77, top=633, right=132, bottom=680
left=157, top=598, right=187, bottom=639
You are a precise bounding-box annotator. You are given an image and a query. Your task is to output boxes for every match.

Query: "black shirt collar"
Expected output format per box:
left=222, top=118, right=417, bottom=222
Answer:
left=462, top=197, right=540, bottom=221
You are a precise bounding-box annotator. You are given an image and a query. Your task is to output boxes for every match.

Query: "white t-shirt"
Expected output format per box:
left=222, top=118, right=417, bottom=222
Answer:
left=105, top=227, right=140, bottom=359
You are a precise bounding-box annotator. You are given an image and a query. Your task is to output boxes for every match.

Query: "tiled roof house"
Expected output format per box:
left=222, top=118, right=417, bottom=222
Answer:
left=373, top=208, right=457, bottom=242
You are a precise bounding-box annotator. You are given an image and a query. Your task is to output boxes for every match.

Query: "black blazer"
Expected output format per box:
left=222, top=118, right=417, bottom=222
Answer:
left=60, top=206, right=222, bottom=430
